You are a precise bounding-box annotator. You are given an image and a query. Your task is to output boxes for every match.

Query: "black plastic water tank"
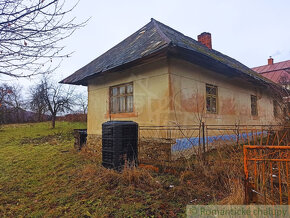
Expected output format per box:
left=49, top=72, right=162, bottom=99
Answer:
left=102, top=121, right=138, bottom=170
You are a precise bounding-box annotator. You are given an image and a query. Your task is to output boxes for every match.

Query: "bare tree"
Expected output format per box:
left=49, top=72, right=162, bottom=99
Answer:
left=75, top=92, right=88, bottom=114
left=6, top=84, right=25, bottom=122
left=38, top=76, right=75, bottom=128
left=278, top=74, right=290, bottom=90
left=0, top=83, right=13, bottom=123
left=171, top=87, right=206, bottom=159
left=0, top=0, right=87, bottom=78
left=30, top=84, right=47, bottom=122
left=0, top=83, right=26, bottom=123
left=0, top=84, right=12, bottom=105
left=267, top=81, right=290, bottom=124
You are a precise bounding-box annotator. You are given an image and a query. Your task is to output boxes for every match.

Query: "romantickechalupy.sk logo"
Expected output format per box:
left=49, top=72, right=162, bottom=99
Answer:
left=186, top=205, right=289, bottom=217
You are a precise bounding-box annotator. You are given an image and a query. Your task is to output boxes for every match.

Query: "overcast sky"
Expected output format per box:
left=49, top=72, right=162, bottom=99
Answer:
left=5, top=0, right=290, bottom=94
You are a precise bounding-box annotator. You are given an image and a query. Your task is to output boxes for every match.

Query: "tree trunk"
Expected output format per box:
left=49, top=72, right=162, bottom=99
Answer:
left=16, top=108, right=20, bottom=123
left=38, top=111, right=45, bottom=122
left=37, top=110, right=41, bottom=122
left=51, top=115, right=56, bottom=128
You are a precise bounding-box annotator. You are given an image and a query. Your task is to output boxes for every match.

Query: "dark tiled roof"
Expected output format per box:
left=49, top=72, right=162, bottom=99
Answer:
left=60, top=19, right=276, bottom=86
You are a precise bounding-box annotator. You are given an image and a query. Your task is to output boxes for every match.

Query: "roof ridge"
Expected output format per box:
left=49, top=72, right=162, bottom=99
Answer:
left=151, top=18, right=171, bottom=44
left=61, top=18, right=279, bottom=87
left=252, top=59, right=290, bottom=69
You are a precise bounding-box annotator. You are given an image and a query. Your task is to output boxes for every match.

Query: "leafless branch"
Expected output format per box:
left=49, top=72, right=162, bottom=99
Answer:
left=33, top=76, right=76, bottom=128
left=0, top=0, right=88, bottom=78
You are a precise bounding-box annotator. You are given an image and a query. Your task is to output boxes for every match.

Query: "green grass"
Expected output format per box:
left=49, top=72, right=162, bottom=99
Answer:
left=0, top=122, right=91, bottom=217
left=0, top=121, right=236, bottom=217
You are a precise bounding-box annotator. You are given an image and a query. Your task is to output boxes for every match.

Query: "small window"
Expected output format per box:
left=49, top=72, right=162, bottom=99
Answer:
left=273, top=100, right=278, bottom=117
left=206, top=84, right=218, bottom=113
left=251, top=95, right=258, bottom=116
left=110, top=82, right=133, bottom=113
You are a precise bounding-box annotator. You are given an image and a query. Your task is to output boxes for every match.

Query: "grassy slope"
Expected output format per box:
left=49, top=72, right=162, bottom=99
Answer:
left=0, top=122, right=90, bottom=217
left=0, top=122, right=243, bottom=217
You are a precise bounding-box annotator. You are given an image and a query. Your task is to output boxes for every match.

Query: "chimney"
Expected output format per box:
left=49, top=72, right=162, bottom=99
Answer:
left=198, top=32, right=212, bottom=49
left=268, top=56, right=274, bottom=65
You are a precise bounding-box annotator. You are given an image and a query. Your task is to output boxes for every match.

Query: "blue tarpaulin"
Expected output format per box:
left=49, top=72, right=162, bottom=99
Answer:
left=172, top=131, right=267, bottom=152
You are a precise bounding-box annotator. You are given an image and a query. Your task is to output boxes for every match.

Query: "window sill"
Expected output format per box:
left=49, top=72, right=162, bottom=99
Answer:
left=105, top=112, right=138, bottom=119
left=206, top=112, right=218, bottom=114
left=251, top=115, right=259, bottom=120
left=204, top=113, right=222, bottom=119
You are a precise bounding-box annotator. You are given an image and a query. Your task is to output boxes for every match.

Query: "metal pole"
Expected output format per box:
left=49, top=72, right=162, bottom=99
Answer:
left=202, top=122, right=206, bottom=157
left=243, top=146, right=249, bottom=204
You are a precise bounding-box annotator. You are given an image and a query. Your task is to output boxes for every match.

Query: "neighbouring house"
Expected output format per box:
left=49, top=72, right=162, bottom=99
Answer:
left=252, top=58, right=290, bottom=114
left=252, top=57, right=290, bottom=89
left=60, top=19, right=282, bottom=151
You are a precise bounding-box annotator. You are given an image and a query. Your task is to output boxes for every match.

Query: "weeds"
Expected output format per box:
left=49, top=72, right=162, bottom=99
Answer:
left=0, top=121, right=245, bottom=217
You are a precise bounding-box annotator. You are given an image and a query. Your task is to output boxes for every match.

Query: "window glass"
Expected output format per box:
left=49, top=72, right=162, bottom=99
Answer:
left=110, top=82, right=133, bottom=113
left=127, top=95, right=133, bottom=112
left=119, top=96, right=126, bottom=112
left=206, top=84, right=218, bottom=113
left=212, top=98, right=216, bottom=112
left=127, top=84, right=133, bottom=94
left=251, top=95, right=258, bottom=116
left=120, top=86, right=126, bottom=95
left=112, top=87, right=118, bottom=96
left=112, top=97, right=118, bottom=113
left=206, top=97, right=211, bottom=112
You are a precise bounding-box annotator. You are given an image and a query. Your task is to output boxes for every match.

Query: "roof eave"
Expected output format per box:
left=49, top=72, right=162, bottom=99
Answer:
left=168, top=46, right=278, bottom=89
left=60, top=46, right=169, bottom=86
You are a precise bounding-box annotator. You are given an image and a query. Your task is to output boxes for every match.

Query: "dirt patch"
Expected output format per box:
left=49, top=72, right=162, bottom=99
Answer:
left=20, top=132, right=73, bottom=146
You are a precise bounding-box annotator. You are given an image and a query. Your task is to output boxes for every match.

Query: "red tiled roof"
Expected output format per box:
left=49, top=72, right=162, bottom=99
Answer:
left=252, top=60, right=290, bottom=84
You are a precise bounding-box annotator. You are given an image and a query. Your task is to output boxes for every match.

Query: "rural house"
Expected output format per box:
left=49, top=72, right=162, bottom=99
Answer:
left=252, top=57, right=290, bottom=89
left=61, top=19, right=281, bottom=148
left=252, top=58, right=290, bottom=114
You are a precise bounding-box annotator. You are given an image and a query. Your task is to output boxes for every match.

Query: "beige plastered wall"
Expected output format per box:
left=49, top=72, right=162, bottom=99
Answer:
left=168, top=58, right=279, bottom=126
left=87, top=57, right=170, bottom=135
left=87, top=57, right=279, bottom=135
